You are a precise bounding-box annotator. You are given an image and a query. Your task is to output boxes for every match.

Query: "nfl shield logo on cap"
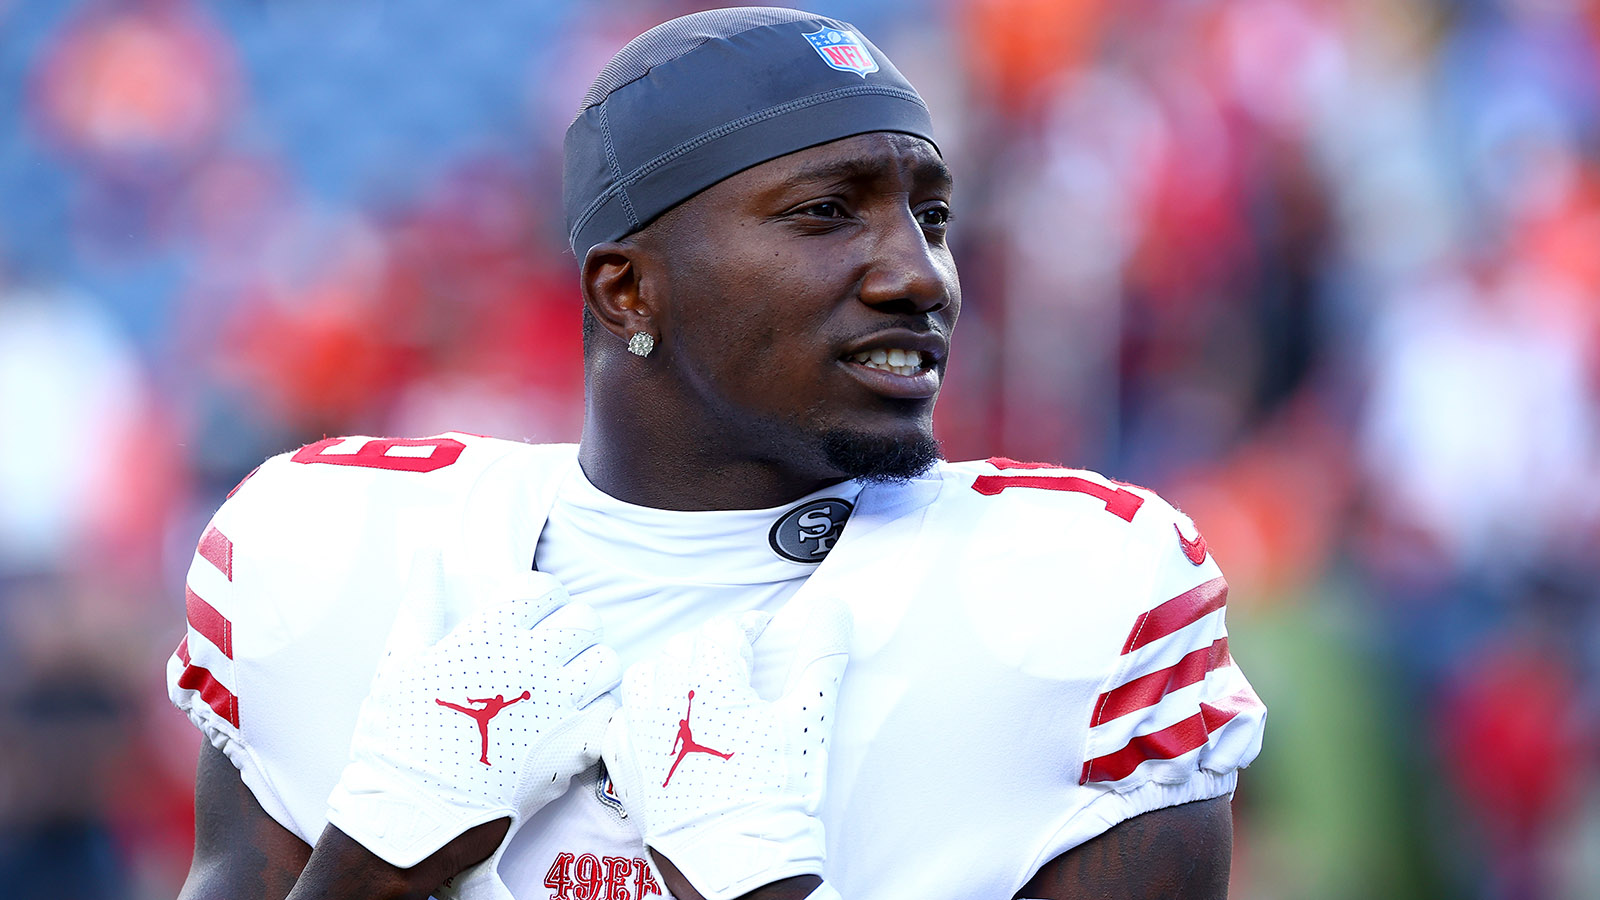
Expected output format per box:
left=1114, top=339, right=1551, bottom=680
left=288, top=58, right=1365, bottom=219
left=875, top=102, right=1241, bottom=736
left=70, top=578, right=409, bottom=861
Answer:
left=802, top=27, right=879, bottom=77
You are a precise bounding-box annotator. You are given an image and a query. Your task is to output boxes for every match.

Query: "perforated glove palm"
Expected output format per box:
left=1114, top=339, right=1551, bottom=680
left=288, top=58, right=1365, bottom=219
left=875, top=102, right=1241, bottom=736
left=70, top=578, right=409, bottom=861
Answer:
left=601, top=594, right=852, bottom=900
left=326, top=568, right=620, bottom=900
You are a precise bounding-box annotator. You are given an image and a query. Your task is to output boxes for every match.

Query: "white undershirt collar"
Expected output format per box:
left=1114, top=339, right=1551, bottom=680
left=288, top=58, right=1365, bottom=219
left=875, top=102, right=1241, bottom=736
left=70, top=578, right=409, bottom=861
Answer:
left=546, top=464, right=864, bottom=585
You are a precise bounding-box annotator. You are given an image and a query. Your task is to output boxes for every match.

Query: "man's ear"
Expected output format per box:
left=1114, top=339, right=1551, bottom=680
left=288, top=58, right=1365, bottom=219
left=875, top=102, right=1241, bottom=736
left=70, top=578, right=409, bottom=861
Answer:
left=581, top=241, right=658, bottom=343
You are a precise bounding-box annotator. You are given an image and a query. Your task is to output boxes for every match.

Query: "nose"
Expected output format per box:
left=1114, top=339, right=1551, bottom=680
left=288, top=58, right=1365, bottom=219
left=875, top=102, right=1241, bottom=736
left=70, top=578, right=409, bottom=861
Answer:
left=857, top=206, right=953, bottom=315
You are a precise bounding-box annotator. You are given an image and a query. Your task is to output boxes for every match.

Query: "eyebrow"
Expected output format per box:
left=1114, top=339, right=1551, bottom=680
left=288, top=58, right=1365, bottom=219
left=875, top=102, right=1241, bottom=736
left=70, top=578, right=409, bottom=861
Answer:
left=785, top=154, right=954, bottom=191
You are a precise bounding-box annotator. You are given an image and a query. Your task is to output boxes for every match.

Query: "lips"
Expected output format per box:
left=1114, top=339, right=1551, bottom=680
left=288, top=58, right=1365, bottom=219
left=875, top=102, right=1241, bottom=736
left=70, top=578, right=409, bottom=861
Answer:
left=848, top=347, right=926, bottom=376
left=838, top=331, right=947, bottom=399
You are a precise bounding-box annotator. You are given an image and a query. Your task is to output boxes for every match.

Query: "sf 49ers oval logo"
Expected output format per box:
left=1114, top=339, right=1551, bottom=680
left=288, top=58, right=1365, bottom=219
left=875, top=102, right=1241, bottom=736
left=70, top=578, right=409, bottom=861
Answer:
left=769, top=498, right=853, bottom=563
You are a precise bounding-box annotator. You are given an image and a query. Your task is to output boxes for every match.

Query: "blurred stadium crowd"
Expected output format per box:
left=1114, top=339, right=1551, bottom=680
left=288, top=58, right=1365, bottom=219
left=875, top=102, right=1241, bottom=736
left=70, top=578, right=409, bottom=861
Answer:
left=1, top=0, right=1598, bottom=897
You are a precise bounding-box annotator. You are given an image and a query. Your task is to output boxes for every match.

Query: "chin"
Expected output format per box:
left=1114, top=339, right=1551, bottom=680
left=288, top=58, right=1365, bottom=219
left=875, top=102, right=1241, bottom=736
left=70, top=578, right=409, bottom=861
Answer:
left=820, top=426, right=942, bottom=483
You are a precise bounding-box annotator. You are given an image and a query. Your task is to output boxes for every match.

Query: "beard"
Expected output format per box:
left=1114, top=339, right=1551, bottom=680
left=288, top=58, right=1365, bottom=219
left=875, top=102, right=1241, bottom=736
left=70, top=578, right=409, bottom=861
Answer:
left=820, top=427, right=942, bottom=483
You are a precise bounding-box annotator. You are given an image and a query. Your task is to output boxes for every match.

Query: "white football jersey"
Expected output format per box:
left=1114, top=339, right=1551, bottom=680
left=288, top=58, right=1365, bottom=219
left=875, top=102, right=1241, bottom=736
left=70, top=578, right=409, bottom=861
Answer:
left=169, top=434, right=1265, bottom=899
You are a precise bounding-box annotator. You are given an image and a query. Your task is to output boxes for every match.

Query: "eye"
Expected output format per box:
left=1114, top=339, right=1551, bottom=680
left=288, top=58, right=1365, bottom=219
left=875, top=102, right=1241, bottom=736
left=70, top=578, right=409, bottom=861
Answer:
left=802, top=201, right=848, bottom=219
left=916, top=205, right=952, bottom=229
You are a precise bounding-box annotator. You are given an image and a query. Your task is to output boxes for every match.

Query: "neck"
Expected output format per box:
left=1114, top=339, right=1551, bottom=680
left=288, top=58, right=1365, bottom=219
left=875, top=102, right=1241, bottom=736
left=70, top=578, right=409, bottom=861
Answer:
left=577, top=424, right=845, bottom=512
left=579, top=384, right=844, bottom=512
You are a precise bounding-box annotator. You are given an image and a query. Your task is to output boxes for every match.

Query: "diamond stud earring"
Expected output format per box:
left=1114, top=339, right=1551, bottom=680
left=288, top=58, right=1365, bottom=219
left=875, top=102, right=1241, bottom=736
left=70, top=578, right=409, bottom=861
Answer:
left=627, top=331, right=656, bottom=357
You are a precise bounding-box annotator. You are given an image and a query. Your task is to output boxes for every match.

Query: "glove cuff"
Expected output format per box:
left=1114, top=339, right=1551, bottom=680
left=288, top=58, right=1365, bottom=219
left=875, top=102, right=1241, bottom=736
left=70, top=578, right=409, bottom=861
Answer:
left=326, top=761, right=514, bottom=868
left=650, top=809, right=824, bottom=900
left=806, top=884, right=843, bottom=900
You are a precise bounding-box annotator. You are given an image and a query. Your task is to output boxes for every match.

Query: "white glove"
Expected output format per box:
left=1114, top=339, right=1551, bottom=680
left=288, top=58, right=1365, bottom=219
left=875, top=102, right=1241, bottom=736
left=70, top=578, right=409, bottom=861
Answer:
left=327, top=568, right=620, bottom=900
left=601, top=594, right=852, bottom=900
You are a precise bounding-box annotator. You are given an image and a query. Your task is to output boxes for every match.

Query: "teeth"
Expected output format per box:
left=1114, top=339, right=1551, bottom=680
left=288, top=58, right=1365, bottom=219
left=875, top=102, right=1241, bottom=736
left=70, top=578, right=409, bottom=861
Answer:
left=850, top=349, right=927, bottom=377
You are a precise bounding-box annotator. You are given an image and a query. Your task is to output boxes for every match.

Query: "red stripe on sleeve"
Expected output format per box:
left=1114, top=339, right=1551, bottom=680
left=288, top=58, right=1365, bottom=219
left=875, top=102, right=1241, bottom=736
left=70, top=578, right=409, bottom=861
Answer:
left=197, top=526, right=234, bottom=581
left=176, top=662, right=240, bottom=728
left=185, top=585, right=233, bottom=659
left=1081, top=684, right=1263, bottom=784
left=176, top=635, right=191, bottom=664
left=1081, top=712, right=1210, bottom=784
left=1201, top=685, right=1264, bottom=726
left=1120, top=578, right=1228, bottom=655
left=1091, top=638, right=1232, bottom=727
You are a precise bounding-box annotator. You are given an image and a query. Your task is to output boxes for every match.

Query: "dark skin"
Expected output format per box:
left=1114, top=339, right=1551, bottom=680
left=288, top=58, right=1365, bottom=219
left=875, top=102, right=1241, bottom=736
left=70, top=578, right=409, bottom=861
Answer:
left=579, top=131, right=959, bottom=510
left=179, top=742, right=508, bottom=900
left=178, top=132, right=1234, bottom=899
left=1014, top=796, right=1233, bottom=900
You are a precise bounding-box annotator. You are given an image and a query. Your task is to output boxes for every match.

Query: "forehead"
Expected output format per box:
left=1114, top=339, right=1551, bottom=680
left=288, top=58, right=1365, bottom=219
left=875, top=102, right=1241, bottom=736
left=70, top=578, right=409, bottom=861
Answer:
left=719, top=131, right=950, bottom=200
left=637, top=131, right=949, bottom=247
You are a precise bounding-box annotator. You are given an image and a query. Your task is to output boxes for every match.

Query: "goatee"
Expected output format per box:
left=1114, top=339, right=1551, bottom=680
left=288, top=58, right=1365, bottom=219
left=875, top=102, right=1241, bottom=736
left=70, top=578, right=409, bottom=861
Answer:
left=820, top=428, right=941, bottom=483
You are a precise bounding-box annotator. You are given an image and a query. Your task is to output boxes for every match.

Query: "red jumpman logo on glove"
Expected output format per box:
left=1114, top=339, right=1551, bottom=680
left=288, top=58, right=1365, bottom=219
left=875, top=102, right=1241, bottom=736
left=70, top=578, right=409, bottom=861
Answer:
left=436, top=691, right=531, bottom=765
left=663, top=690, right=733, bottom=787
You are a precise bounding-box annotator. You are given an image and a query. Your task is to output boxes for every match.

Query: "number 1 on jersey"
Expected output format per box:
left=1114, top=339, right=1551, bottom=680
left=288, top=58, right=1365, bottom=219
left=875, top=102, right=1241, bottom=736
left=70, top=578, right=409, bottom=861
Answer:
left=971, top=469, right=1144, bottom=522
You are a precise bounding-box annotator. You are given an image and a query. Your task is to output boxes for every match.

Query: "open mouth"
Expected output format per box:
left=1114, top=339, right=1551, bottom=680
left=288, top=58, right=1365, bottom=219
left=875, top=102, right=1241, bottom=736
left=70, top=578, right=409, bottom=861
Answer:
left=846, top=348, right=931, bottom=377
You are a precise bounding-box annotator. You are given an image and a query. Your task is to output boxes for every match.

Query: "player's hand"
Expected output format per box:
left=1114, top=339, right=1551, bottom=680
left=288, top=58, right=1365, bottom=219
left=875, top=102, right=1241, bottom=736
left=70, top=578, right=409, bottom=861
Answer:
left=326, top=568, right=620, bottom=900
left=601, top=593, right=852, bottom=900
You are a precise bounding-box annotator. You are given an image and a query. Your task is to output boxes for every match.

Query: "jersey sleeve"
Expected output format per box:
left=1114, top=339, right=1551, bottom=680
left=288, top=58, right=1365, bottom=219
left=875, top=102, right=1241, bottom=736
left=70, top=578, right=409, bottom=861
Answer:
left=1056, top=487, right=1266, bottom=850
left=166, top=466, right=303, bottom=832
left=165, top=433, right=570, bottom=843
left=829, top=461, right=1266, bottom=895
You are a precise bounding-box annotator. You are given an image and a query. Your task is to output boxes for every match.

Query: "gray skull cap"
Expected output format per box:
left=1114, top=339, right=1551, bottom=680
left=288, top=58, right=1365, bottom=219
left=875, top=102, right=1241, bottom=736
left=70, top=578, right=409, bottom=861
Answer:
left=563, top=7, right=938, bottom=261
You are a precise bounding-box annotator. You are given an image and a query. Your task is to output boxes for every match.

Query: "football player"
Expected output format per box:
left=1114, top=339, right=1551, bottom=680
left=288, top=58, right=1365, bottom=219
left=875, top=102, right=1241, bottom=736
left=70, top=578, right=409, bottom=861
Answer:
left=169, top=9, right=1264, bottom=900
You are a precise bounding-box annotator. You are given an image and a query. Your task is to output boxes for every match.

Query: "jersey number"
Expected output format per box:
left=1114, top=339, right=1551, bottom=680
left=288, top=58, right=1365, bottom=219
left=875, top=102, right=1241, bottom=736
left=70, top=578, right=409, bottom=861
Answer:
left=290, top=436, right=466, bottom=473
left=971, top=459, right=1144, bottom=522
